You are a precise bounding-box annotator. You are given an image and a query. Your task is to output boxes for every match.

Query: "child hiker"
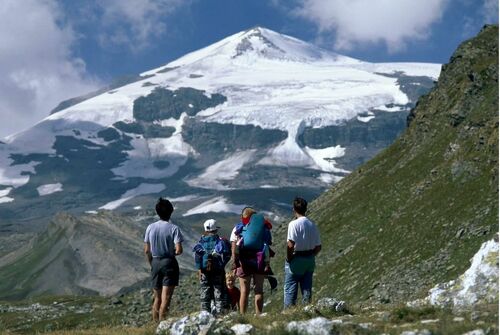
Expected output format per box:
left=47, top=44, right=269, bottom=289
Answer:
left=193, top=219, right=231, bottom=315
left=225, top=272, right=240, bottom=311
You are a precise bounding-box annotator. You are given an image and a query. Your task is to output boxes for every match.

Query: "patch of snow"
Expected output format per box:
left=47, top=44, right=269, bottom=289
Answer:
left=363, top=62, right=441, bottom=80
left=85, top=210, right=98, bottom=214
left=258, top=121, right=348, bottom=173
left=259, top=125, right=311, bottom=167
left=0, top=196, right=14, bottom=203
left=0, top=145, right=40, bottom=187
left=357, top=115, right=375, bottom=122
left=305, top=145, right=348, bottom=173
left=374, top=104, right=406, bottom=112
left=168, top=195, right=202, bottom=202
left=318, top=173, right=343, bottom=184
left=260, top=184, right=278, bottom=189
left=0, top=187, right=13, bottom=197
left=99, top=183, right=166, bottom=210
left=44, top=80, right=150, bottom=128
left=4, top=121, right=57, bottom=152
left=37, top=183, right=63, bottom=196
left=186, top=150, right=256, bottom=190
left=183, top=196, right=244, bottom=216
left=113, top=114, right=195, bottom=180
left=134, top=206, right=142, bottom=210
left=83, top=145, right=101, bottom=150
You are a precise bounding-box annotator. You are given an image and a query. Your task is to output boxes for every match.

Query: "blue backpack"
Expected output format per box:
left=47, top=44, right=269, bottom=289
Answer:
left=240, top=213, right=267, bottom=250
left=193, top=235, right=231, bottom=272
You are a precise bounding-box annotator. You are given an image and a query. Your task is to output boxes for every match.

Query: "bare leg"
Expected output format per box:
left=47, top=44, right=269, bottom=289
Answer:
left=159, top=285, right=175, bottom=320
left=238, top=276, right=251, bottom=314
left=152, top=288, right=161, bottom=322
left=253, top=274, right=265, bottom=315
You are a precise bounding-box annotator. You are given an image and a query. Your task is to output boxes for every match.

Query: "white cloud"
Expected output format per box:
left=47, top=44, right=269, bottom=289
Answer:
left=481, top=0, right=499, bottom=24
left=0, top=0, right=99, bottom=138
left=292, top=0, right=450, bottom=52
left=96, top=0, right=188, bottom=51
left=460, top=0, right=499, bottom=38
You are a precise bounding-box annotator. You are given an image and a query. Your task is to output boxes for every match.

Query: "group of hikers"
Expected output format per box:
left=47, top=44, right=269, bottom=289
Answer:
left=143, top=196, right=321, bottom=321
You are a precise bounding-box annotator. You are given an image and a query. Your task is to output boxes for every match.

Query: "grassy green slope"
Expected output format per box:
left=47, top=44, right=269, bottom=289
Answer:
left=0, top=216, right=96, bottom=300
left=267, top=25, right=498, bottom=308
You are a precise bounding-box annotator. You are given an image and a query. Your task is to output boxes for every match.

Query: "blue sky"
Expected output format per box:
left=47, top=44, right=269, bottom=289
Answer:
left=0, top=0, right=498, bottom=138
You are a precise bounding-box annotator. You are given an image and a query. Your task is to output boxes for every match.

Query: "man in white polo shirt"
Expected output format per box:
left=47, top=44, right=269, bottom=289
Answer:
left=284, top=197, right=321, bottom=309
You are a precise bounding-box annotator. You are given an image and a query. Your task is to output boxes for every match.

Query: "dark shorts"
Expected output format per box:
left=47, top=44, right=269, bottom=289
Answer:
left=151, top=257, right=179, bottom=289
left=236, top=249, right=265, bottom=277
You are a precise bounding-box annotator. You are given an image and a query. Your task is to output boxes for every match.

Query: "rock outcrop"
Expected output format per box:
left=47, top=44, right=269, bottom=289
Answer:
left=417, top=236, right=499, bottom=308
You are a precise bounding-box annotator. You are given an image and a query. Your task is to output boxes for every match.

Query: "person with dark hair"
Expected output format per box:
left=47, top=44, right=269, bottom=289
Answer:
left=144, top=198, right=184, bottom=321
left=284, top=197, right=321, bottom=309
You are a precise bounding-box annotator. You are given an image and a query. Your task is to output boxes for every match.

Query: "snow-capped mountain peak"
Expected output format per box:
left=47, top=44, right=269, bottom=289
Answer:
left=0, top=26, right=441, bottom=221
left=231, top=26, right=325, bottom=61
left=146, top=26, right=358, bottom=72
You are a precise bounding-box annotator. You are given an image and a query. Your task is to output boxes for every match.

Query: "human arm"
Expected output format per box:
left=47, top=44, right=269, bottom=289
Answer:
left=144, top=242, right=153, bottom=267
left=313, top=245, right=322, bottom=256
left=231, top=241, right=238, bottom=270
left=264, top=227, right=272, bottom=246
left=312, top=223, right=321, bottom=256
left=229, top=227, right=238, bottom=269
left=286, top=240, right=295, bottom=263
left=286, top=221, right=295, bottom=262
left=173, top=226, right=184, bottom=256
left=175, top=242, right=183, bottom=256
left=143, top=226, right=152, bottom=267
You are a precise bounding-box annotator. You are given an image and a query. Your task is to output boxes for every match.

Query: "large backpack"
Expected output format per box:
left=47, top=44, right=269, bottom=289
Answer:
left=240, top=213, right=267, bottom=250
left=193, top=235, right=231, bottom=272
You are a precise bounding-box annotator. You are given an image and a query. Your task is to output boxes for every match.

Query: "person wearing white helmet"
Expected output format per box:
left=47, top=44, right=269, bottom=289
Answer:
left=192, top=218, right=231, bottom=315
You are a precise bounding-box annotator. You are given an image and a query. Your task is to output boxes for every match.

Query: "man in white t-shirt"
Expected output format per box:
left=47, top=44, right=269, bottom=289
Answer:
left=284, top=197, right=321, bottom=309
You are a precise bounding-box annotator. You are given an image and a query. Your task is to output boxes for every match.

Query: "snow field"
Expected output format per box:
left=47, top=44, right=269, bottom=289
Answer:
left=37, top=183, right=63, bottom=196
left=99, top=183, right=166, bottom=210
left=183, top=196, right=245, bottom=216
